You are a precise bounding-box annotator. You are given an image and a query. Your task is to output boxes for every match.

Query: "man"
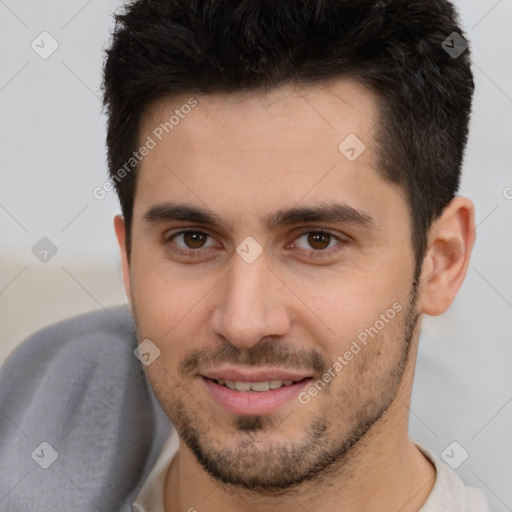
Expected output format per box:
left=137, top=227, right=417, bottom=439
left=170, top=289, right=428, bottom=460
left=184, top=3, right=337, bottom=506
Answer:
left=0, top=0, right=491, bottom=511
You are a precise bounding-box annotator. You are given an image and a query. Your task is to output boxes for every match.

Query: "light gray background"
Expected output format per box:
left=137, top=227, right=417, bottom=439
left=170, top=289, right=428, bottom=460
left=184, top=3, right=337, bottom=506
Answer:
left=1, top=0, right=511, bottom=509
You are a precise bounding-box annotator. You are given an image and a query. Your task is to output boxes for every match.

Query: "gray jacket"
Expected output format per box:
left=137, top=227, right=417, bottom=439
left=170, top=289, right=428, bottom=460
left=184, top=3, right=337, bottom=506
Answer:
left=0, top=306, right=171, bottom=512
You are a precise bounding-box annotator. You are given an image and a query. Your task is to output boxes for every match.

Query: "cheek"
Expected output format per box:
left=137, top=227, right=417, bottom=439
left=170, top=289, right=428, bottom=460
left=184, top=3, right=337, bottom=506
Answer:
left=285, top=268, right=411, bottom=372
left=293, top=268, right=402, bottom=331
left=129, top=258, right=216, bottom=348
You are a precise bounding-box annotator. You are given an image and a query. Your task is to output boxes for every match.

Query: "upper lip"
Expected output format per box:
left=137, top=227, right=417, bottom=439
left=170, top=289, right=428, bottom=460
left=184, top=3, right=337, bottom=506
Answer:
left=201, top=368, right=313, bottom=383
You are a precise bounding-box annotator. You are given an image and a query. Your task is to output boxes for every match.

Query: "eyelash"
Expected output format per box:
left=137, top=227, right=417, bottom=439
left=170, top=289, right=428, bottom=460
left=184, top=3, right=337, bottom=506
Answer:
left=164, top=228, right=348, bottom=259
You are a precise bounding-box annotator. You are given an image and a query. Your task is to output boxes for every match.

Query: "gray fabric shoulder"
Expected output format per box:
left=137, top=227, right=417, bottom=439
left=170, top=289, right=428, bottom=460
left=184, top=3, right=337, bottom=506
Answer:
left=1, top=305, right=136, bottom=390
left=0, top=306, right=171, bottom=512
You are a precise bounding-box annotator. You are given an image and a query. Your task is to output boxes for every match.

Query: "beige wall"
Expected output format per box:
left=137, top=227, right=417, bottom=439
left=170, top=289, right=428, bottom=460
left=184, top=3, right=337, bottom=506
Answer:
left=0, top=256, right=127, bottom=365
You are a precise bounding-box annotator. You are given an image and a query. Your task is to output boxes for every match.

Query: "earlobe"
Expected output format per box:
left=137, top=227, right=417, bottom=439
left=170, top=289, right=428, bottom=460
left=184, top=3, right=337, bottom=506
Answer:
left=113, top=214, right=132, bottom=307
left=416, top=197, right=476, bottom=316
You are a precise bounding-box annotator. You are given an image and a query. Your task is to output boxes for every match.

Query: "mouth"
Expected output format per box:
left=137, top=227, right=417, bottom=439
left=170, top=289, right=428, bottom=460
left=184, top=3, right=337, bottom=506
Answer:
left=201, top=371, right=313, bottom=415
left=211, top=378, right=299, bottom=392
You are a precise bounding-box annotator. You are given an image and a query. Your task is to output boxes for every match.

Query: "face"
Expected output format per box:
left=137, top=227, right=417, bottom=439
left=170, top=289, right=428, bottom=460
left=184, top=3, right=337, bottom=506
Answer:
left=118, top=79, right=422, bottom=491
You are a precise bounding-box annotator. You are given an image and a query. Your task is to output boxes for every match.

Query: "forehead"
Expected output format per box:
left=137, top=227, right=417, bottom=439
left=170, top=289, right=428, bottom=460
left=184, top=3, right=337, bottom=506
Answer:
left=133, top=79, right=406, bottom=230
left=141, top=78, right=377, bottom=156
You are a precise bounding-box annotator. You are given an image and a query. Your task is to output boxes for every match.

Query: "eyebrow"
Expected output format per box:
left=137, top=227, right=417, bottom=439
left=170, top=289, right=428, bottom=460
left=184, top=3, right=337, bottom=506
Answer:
left=143, top=201, right=375, bottom=231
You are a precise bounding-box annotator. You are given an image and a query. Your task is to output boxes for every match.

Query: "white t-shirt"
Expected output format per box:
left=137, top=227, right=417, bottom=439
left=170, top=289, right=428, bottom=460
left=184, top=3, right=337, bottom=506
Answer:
left=132, top=432, right=490, bottom=512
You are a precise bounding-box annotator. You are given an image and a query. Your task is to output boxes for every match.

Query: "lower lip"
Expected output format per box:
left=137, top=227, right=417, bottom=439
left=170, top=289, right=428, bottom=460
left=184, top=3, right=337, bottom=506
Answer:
left=203, top=377, right=311, bottom=415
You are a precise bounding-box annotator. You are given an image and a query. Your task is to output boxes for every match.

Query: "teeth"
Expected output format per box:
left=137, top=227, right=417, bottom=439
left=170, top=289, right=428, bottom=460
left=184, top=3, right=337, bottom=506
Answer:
left=234, top=381, right=251, bottom=391
left=216, top=379, right=296, bottom=392
left=251, top=381, right=270, bottom=392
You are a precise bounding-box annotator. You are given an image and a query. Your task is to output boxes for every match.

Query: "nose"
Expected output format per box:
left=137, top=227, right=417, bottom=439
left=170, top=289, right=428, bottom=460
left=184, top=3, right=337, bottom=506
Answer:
left=210, top=251, right=291, bottom=349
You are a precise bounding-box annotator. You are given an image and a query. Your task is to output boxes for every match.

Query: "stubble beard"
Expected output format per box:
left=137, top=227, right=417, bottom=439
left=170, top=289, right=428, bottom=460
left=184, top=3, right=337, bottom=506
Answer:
left=137, top=278, right=420, bottom=494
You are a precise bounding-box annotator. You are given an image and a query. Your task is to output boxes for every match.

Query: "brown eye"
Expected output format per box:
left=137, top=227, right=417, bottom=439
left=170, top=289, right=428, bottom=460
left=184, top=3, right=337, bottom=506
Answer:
left=306, top=232, right=332, bottom=250
left=183, top=231, right=208, bottom=249
left=294, top=230, right=340, bottom=252
left=168, top=230, right=218, bottom=251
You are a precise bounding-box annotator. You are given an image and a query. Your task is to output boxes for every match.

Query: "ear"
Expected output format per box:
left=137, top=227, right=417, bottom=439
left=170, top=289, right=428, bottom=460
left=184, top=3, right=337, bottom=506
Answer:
left=416, top=196, right=476, bottom=316
left=114, top=214, right=132, bottom=309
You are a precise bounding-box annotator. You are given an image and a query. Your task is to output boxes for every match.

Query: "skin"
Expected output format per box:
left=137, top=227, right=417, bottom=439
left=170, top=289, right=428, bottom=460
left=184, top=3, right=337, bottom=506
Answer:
left=114, top=78, right=475, bottom=512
